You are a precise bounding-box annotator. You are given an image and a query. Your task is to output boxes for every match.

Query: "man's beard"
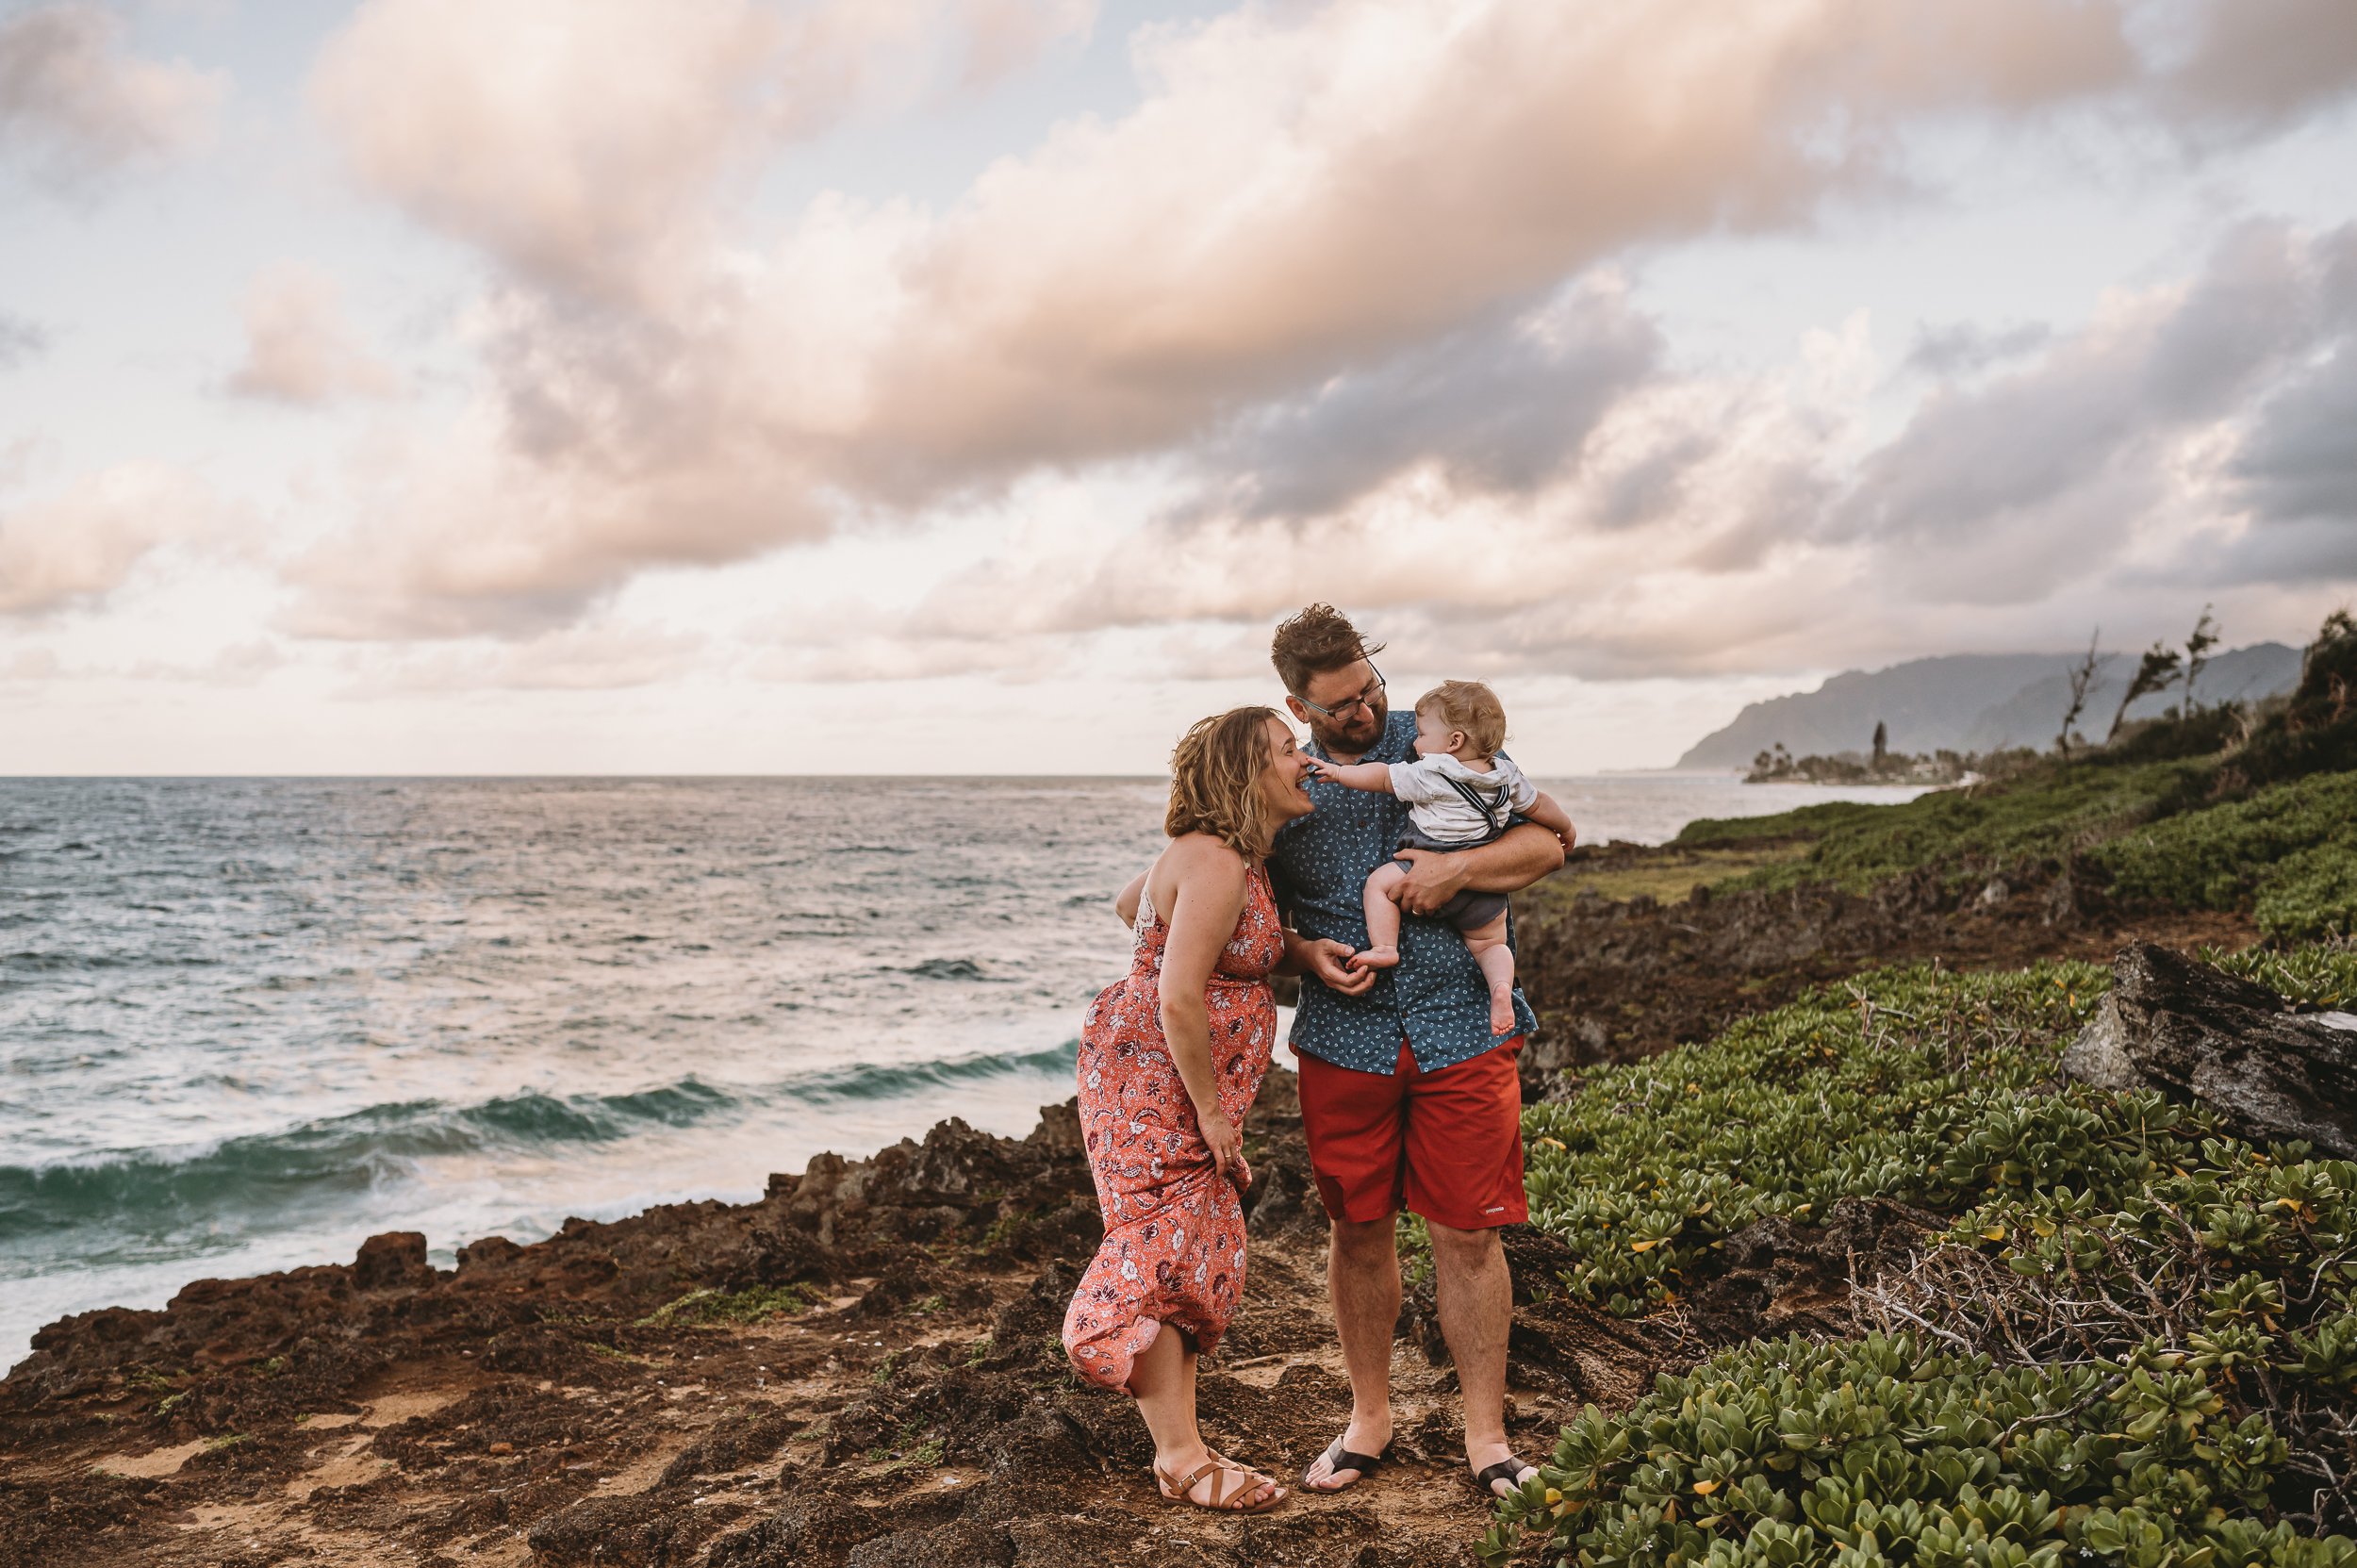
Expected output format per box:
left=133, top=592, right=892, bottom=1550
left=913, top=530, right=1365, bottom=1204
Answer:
left=1307, top=696, right=1387, bottom=758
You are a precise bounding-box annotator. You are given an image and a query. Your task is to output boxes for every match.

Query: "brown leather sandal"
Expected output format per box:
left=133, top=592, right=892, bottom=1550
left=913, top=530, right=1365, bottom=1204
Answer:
left=1154, top=1457, right=1288, bottom=1513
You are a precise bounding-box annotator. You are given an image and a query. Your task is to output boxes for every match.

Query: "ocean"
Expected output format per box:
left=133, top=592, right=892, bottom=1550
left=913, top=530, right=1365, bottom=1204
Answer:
left=0, top=772, right=1925, bottom=1369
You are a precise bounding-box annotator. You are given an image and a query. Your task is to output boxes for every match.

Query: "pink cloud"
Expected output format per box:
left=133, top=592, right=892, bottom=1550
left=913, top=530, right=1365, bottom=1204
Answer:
left=0, top=3, right=223, bottom=188
left=225, top=265, right=399, bottom=406
left=289, top=0, right=2357, bottom=650
left=0, top=464, right=213, bottom=618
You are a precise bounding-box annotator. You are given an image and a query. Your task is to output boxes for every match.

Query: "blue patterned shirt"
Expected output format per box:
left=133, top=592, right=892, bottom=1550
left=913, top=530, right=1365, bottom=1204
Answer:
left=1269, top=710, right=1538, bottom=1075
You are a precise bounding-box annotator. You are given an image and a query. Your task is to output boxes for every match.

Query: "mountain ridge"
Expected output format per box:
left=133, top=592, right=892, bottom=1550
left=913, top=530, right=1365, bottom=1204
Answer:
left=1675, top=642, right=2303, bottom=768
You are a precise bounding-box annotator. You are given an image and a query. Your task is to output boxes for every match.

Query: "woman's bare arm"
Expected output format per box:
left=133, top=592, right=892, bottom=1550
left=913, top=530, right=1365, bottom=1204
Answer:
left=1113, top=866, right=1149, bottom=926
left=1153, top=836, right=1252, bottom=1182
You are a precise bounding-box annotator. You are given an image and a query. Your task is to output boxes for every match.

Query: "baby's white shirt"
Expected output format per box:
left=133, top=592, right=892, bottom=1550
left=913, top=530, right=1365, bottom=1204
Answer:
left=1386, top=752, right=1540, bottom=845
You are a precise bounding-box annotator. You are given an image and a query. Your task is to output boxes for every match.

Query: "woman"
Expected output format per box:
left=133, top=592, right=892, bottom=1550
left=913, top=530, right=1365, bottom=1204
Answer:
left=1062, top=706, right=1318, bottom=1514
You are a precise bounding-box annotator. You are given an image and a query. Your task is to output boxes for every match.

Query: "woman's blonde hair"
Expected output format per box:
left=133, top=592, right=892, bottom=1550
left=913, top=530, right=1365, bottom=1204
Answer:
left=1415, top=680, right=1508, bottom=755
left=1165, top=706, right=1284, bottom=858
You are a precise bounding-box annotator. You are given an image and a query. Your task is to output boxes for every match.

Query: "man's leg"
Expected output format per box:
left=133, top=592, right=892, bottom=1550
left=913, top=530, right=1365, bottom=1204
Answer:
left=1426, top=1220, right=1528, bottom=1492
left=1306, top=1213, right=1398, bottom=1488
left=1398, top=1038, right=1533, bottom=1496
left=1296, top=1046, right=1412, bottom=1492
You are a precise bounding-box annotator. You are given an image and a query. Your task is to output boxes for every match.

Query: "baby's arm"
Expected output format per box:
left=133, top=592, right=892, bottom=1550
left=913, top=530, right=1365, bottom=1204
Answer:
left=1303, top=758, right=1394, bottom=793
left=1522, top=790, right=1579, bottom=854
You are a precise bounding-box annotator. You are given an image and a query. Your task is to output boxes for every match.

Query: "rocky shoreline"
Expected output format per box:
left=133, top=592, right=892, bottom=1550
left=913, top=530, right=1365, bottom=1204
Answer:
left=0, top=1066, right=1723, bottom=1568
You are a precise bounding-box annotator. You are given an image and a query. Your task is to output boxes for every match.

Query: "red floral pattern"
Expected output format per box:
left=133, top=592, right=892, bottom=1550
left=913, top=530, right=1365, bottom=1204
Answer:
left=1062, top=861, right=1282, bottom=1392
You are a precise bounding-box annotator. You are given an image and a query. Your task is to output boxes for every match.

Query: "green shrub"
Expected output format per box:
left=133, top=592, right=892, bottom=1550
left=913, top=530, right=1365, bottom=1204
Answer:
left=2203, top=944, right=2357, bottom=1010
left=2090, top=772, right=2357, bottom=938
left=1521, top=962, right=2106, bottom=1313
left=1483, top=1333, right=2357, bottom=1568
left=635, top=1284, right=816, bottom=1329
left=2231, top=612, right=2357, bottom=790
left=1509, top=950, right=2357, bottom=1560
left=1672, top=763, right=2207, bottom=897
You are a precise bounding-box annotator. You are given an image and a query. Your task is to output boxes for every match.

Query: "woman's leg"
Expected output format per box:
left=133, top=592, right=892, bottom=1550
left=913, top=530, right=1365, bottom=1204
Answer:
left=1129, top=1323, right=1277, bottom=1507
left=1354, top=861, right=1409, bottom=969
left=1462, top=914, right=1516, bottom=1034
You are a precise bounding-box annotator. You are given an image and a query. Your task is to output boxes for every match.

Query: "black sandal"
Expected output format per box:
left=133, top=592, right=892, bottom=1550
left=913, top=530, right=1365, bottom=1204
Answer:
left=1304, top=1432, right=1390, bottom=1493
left=1472, top=1454, right=1537, bottom=1499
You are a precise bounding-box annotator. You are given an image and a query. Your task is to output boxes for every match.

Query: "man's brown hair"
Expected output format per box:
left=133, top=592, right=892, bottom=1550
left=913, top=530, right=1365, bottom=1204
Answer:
left=1164, top=706, right=1283, bottom=858
left=1415, top=680, right=1508, bottom=756
left=1270, top=603, right=1385, bottom=696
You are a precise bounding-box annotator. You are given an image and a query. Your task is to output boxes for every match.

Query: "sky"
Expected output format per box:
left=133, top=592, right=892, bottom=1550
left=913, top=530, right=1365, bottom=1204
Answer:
left=1, top=0, right=2354, bottom=775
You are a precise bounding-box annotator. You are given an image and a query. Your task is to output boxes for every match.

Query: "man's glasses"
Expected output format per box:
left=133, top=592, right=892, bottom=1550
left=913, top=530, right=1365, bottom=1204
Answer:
left=1294, top=661, right=1385, bottom=722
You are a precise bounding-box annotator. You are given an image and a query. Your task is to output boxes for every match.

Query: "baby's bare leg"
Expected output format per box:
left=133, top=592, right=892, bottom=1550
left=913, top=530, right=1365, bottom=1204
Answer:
left=1461, top=914, right=1517, bottom=1034
left=1354, top=861, right=1409, bottom=970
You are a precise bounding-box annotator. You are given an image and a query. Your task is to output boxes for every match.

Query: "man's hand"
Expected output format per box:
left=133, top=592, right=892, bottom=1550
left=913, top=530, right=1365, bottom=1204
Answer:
left=1295, top=934, right=1376, bottom=996
left=1394, top=847, right=1473, bottom=916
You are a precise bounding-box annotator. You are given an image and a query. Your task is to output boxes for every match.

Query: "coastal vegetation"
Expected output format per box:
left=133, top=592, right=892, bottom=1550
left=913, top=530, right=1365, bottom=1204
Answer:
left=1680, top=613, right=2357, bottom=939
left=1494, top=945, right=2357, bottom=1565
left=1488, top=611, right=2357, bottom=1565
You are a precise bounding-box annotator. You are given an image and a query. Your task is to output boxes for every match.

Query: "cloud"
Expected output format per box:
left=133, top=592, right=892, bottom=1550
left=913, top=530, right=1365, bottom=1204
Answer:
left=1902, top=320, right=2052, bottom=380
left=0, top=3, right=223, bottom=188
left=1190, top=276, right=1662, bottom=522
left=826, top=220, right=2357, bottom=680
left=0, top=464, right=211, bottom=617
left=301, top=0, right=2154, bottom=639
left=1835, top=222, right=2354, bottom=600
left=124, top=638, right=286, bottom=686
left=0, top=313, right=50, bottom=370
left=2159, top=0, right=2357, bottom=131
left=348, top=623, right=709, bottom=692
left=224, top=265, right=398, bottom=405
left=309, top=0, right=1096, bottom=305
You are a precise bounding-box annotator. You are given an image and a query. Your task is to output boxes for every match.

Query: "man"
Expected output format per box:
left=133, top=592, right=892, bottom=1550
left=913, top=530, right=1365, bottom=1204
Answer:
left=1263, top=604, right=1567, bottom=1500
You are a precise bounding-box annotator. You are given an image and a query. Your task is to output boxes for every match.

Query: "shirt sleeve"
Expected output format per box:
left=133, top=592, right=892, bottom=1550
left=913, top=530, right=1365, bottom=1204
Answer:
left=1386, top=758, right=1447, bottom=804
left=1500, top=759, right=1541, bottom=813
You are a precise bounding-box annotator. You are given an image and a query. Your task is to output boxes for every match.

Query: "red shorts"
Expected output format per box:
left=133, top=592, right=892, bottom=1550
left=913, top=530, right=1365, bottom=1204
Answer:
left=1295, top=1038, right=1527, bottom=1231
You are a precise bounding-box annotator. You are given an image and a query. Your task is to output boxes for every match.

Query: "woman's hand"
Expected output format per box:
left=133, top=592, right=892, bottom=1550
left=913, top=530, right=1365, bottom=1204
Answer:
left=1199, top=1107, right=1246, bottom=1187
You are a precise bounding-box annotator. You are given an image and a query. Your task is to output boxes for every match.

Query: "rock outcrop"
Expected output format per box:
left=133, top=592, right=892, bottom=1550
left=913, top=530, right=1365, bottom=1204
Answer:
left=2063, top=942, right=2357, bottom=1156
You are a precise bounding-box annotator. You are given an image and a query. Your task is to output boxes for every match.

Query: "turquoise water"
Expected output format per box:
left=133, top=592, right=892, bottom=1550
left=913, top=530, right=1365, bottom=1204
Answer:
left=0, top=772, right=1922, bottom=1368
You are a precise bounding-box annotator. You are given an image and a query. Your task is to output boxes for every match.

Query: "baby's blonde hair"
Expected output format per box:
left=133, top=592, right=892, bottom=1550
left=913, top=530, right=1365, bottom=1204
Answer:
left=1415, top=680, right=1508, bottom=756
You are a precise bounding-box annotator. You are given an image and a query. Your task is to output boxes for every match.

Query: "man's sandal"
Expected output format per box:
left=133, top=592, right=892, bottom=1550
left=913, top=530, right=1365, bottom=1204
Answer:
left=1303, top=1432, right=1391, bottom=1493
left=1155, top=1458, right=1287, bottom=1513
left=1471, top=1454, right=1539, bottom=1500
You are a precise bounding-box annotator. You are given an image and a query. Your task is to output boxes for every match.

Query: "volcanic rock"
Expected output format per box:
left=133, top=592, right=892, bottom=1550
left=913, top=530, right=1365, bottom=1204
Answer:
left=2063, top=942, right=2357, bottom=1156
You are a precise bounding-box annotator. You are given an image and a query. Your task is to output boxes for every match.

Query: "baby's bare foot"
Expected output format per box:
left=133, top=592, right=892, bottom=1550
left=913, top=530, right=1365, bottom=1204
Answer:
left=1352, top=946, right=1400, bottom=970
left=1489, top=992, right=1517, bottom=1034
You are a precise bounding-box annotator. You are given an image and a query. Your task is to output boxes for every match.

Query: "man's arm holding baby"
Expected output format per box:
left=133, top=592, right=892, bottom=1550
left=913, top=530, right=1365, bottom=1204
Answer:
left=1395, top=822, right=1563, bottom=915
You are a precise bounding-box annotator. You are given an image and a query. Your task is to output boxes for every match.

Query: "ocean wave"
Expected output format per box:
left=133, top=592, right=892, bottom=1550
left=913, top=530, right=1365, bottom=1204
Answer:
left=890, top=957, right=994, bottom=982
left=0, top=1045, right=1076, bottom=1241
left=783, top=1042, right=1076, bottom=1103
left=0, top=1080, right=741, bottom=1242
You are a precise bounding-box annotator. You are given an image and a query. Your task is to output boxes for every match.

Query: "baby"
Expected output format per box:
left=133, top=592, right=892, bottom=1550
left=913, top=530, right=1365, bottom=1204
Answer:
left=1305, top=680, right=1577, bottom=1035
